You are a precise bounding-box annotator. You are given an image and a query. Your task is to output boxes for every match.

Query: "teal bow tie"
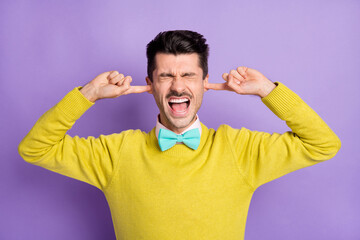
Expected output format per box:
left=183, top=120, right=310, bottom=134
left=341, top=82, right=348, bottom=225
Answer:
left=158, top=128, right=200, bottom=151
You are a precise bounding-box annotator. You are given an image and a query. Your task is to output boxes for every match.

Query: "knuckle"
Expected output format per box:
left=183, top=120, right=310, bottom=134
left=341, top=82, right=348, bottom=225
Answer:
left=111, top=71, right=119, bottom=77
left=237, top=66, right=247, bottom=73
left=230, top=69, right=237, bottom=75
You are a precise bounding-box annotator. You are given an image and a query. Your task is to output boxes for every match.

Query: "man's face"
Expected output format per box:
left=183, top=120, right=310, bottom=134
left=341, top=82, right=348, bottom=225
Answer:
left=146, top=53, right=208, bottom=134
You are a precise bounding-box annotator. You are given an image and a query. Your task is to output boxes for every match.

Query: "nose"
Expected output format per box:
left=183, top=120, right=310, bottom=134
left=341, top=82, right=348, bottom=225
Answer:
left=170, top=76, right=186, bottom=93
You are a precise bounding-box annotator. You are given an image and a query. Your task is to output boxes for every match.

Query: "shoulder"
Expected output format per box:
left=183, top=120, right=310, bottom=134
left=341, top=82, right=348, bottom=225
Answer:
left=215, top=124, right=265, bottom=142
left=97, top=129, right=150, bottom=145
left=215, top=124, right=248, bottom=135
left=108, top=129, right=149, bottom=139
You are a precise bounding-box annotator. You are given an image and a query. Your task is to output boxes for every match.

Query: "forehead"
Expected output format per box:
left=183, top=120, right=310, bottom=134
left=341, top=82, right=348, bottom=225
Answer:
left=154, top=53, right=201, bottom=73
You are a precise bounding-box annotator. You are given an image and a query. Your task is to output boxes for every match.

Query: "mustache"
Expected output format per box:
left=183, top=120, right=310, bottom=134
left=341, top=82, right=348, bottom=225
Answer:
left=166, top=90, right=192, bottom=99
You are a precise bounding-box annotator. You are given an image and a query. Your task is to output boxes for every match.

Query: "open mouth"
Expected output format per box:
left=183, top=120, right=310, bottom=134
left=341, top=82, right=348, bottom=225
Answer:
left=168, top=97, right=190, bottom=114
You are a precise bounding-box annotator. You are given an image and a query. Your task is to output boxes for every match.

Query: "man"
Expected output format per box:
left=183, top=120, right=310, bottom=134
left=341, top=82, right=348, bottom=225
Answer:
left=19, top=30, right=341, bottom=240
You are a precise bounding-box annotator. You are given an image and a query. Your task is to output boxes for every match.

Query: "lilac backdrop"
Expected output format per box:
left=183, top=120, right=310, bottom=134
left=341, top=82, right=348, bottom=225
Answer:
left=1, top=0, right=359, bottom=239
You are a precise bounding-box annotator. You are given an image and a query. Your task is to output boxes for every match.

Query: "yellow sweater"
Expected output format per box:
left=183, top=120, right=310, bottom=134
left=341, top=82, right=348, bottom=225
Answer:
left=18, top=82, right=341, bottom=240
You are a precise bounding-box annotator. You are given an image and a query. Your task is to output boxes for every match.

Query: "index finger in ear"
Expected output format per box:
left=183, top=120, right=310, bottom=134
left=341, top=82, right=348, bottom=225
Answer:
left=128, top=85, right=152, bottom=94
left=205, top=82, right=228, bottom=91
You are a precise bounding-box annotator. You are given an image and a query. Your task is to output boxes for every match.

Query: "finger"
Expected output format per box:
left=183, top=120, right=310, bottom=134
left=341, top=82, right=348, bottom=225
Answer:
left=108, top=71, right=119, bottom=79
left=230, top=69, right=244, bottom=81
left=113, top=78, right=131, bottom=96
left=127, top=85, right=152, bottom=94
left=122, top=77, right=131, bottom=88
left=205, top=82, right=228, bottom=91
left=109, top=73, right=125, bottom=85
left=117, top=76, right=133, bottom=86
left=237, top=66, right=248, bottom=79
left=222, top=73, right=229, bottom=81
left=227, top=74, right=242, bottom=94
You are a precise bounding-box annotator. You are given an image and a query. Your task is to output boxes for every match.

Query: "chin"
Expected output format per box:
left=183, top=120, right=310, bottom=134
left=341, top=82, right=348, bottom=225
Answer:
left=168, top=114, right=196, bottom=130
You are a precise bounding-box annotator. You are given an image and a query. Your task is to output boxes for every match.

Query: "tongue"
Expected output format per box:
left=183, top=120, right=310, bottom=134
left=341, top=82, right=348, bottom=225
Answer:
left=171, top=102, right=187, bottom=112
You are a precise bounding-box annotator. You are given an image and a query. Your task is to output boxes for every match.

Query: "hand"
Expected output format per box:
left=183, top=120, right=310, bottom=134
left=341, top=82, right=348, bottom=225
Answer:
left=80, top=71, right=151, bottom=102
left=205, top=66, right=276, bottom=98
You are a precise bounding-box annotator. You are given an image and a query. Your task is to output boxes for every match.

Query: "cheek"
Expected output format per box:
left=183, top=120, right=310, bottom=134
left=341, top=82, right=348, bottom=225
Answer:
left=192, top=82, right=205, bottom=96
left=194, top=85, right=205, bottom=104
left=152, top=86, right=166, bottom=103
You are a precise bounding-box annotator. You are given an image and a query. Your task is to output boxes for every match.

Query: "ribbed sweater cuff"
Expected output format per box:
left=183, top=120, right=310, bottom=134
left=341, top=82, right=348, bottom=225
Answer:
left=56, top=87, right=94, bottom=120
left=261, top=82, right=302, bottom=120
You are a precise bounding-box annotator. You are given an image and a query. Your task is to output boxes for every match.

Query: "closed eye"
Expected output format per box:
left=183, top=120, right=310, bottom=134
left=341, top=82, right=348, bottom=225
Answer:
left=159, top=73, right=175, bottom=78
left=158, top=72, right=197, bottom=80
left=182, top=73, right=196, bottom=77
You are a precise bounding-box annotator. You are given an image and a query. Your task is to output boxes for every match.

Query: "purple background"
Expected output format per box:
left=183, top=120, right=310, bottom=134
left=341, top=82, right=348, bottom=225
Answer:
left=1, top=0, right=359, bottom=239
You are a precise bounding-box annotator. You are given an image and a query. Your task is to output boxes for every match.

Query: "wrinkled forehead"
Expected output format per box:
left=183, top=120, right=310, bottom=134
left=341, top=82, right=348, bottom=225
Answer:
left=154, top=53, right=202, bottom=75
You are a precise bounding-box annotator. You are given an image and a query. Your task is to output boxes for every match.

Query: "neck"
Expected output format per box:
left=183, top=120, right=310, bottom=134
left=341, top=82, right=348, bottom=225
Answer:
left=159, top=115, right=197, bottom=134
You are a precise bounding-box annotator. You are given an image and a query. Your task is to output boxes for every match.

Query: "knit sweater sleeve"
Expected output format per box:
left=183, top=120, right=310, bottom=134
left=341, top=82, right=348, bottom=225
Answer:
left=225, top=82, right=341, bottom=189
left=18, top=87, right=127, bottom=190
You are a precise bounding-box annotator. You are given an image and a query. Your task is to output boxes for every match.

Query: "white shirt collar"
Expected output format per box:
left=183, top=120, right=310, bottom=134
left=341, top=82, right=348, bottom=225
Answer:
left=155, top=115, right=202, bottom=139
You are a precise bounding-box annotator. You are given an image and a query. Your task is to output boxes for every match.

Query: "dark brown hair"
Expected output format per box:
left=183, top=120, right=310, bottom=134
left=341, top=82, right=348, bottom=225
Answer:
left=146, top=30, right=209, bottom=81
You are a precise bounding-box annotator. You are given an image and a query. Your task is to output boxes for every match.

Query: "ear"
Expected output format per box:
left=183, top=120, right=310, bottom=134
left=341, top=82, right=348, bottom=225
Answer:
left=145, top=77, right=153, bottom=94
left=203, top=74, right=209, bottom=92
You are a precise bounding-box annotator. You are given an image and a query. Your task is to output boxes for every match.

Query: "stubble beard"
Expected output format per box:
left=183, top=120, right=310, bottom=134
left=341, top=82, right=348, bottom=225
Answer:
left=155, top=88, right=203, bottom=132
left=163, top=112, right=197, bottom=132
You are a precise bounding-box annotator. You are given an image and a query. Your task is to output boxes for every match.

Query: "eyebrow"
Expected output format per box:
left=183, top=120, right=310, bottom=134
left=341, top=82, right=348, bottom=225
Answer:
left=159, top=72, right=197, bottom=77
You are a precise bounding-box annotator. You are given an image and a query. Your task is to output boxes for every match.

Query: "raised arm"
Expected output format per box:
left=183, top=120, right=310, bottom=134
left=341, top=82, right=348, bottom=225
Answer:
left=80, top=70, right=151, bottom=102
left=205, top=66, right=276, bottom=98
left=207, top=67, right=341, bottom=189
left=18, top=71, right=151, bottom=190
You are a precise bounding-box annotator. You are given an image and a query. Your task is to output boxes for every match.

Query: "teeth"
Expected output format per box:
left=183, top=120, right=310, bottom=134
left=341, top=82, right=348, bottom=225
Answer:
left=169, top=98, right=189, bottom=103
